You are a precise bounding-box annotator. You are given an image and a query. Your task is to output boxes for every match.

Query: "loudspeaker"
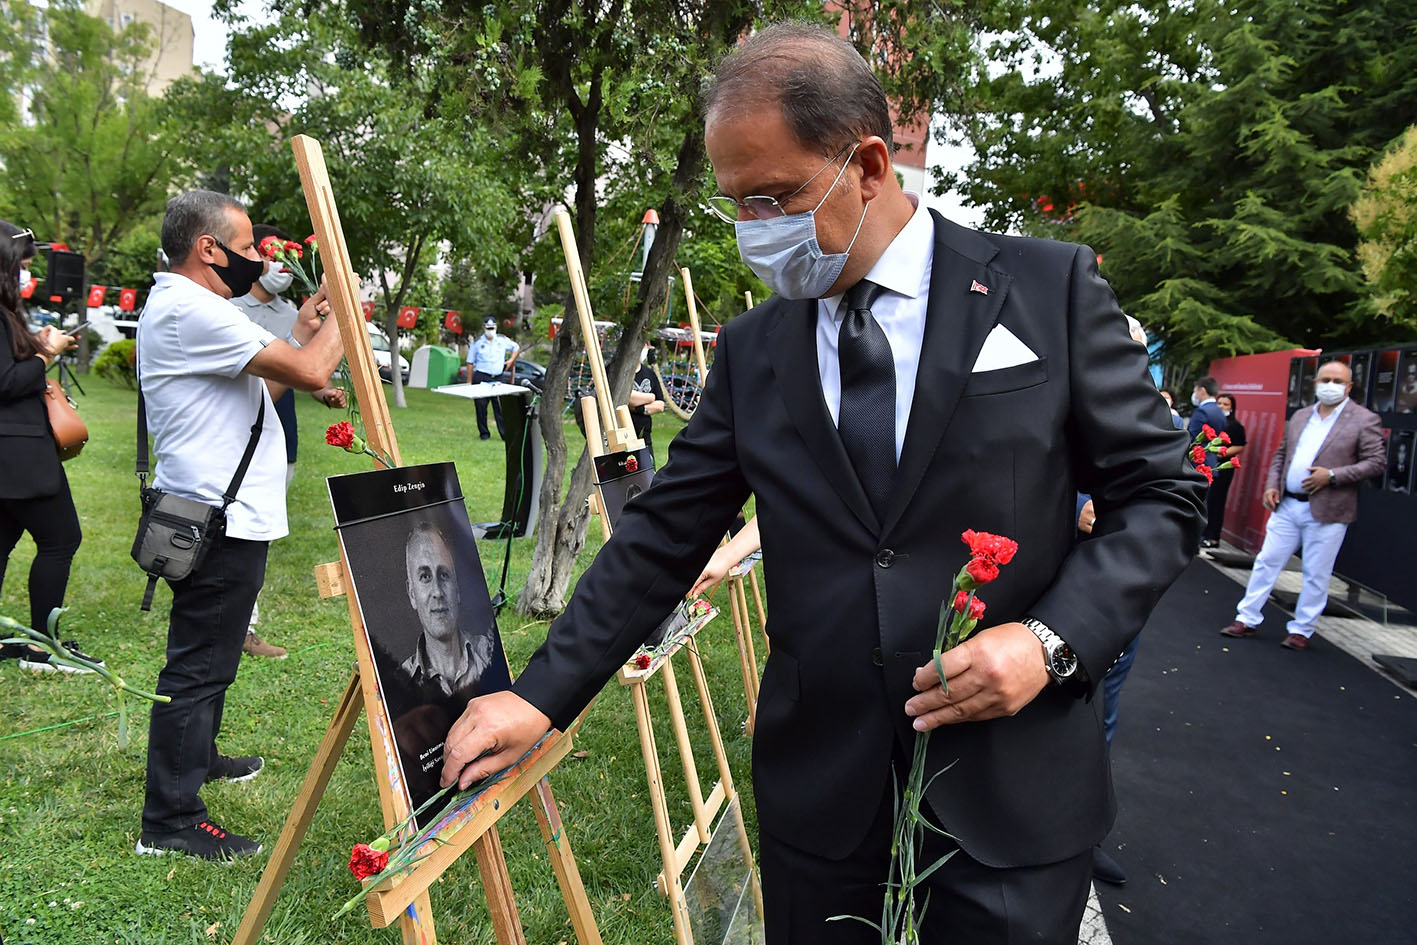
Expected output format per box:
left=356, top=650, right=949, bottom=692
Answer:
left=46, top=250, right=86, bottom=303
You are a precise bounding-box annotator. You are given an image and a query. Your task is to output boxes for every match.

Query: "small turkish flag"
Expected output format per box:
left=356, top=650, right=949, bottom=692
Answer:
left=87, top=285, right=107, bottom=307
left=361, top=301, right=375, bottom=321
left=969, top=280, right=989, bottom=296
left=397, top=305, right=419, bottom=329
left=119, top=288, right=138, bottom=311
left=444, top=311, right=463, bottom=334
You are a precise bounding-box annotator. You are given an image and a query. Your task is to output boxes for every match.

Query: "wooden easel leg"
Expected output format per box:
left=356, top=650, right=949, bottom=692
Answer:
left=232, top=672, right=365, bottom=945
left=748, top=568, right=769, bottom=654
left=532, top=778, right=604, bottom=945
left=734, top=580, right=761, bottom=707
left=684, top=642, right=764, bottom=921
left=660, top=656, right=711, bottom=843
left=399, top=892, right=438, bottom=945
left=474, top=827, right=527, bottom=945
left=727, top=578, right=758, bottom=735
left=632, top=682, right=695, bottom=945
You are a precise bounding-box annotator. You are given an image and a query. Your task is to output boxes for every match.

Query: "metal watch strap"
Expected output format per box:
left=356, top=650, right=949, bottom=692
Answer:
left=1021, top=616, right=1080, bottom=683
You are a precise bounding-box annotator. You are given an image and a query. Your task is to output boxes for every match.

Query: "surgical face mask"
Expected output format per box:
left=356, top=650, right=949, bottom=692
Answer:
left=18, top=267, right=31, bottom=289
left=484, top=328, right=496, bottom=339
left=1315, top=381, right=1347, bottom=406
left=1191, top=391, right=1203, bottom=407
left=1220, top=408, right=1232, bottom=417
left=733, top=146, right=868, bottom=300
left=210, top=238, right=265, bottom=298
left=258, top=266, right=293, bottom=295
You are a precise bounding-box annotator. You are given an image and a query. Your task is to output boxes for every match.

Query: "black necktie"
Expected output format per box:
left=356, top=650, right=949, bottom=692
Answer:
left=836, top=279, right=895, bottom=519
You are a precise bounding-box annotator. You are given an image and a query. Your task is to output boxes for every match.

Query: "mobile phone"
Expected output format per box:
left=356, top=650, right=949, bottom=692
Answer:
left=65, top=320, right=90, bottom=334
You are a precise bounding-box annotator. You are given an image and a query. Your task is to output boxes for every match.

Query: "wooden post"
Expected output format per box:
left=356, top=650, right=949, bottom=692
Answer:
left=680, top=267, right=710, bottom=388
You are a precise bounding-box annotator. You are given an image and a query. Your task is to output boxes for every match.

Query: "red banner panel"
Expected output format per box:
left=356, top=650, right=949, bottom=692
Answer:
left=444, top=310, right=463, bottom=334
left=87, top=285, right=107, bottom=307
left=397, top=306, right=419, bottom=329
left=119, top=288, right=138, bottom=311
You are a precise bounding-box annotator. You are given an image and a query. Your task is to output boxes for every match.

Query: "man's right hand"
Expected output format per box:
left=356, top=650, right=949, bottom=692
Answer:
left=439, top=690, right=552, bottom=790
left=1262, top=488, right=1281, bottom=511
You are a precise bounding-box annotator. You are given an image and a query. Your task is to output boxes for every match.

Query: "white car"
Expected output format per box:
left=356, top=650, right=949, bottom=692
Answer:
left=367, top=325, right=410, bottom=384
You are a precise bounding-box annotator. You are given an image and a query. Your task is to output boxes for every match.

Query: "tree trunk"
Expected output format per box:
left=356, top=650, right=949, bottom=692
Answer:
left=515, top=129, right=707, bottom=617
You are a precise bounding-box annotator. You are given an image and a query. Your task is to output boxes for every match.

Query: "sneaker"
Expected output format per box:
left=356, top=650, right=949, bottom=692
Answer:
left=242, top=630, right=286, bottom=660
left=206, top=754, right=264, bottom=784
left=1281, top=633, right=1310, bottom=651
left=14, top=639, right=105, bottom=674
left=136, top=820, right=262, bottom=860
left=1219, top=621, right=1256, bottom=639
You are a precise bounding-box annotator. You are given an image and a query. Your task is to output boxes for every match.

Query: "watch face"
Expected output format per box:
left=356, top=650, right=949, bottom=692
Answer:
left=1049, top=644, right=1078, bottom=678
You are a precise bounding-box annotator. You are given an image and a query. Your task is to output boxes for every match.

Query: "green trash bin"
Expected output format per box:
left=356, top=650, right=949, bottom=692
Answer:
left=423, top=346, right=460, bottom=388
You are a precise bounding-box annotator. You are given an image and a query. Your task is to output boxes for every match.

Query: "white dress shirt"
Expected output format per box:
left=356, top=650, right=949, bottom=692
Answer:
left=817, top=194, right=933, bottom=461
left=1285, top=399, right=1347, bottom=494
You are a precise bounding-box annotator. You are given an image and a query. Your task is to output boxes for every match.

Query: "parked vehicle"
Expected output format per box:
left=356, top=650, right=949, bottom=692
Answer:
left=368, top=324, right=410, bottom=384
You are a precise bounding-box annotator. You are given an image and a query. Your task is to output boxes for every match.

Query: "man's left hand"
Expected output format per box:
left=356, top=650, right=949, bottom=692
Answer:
left=1301, top=466, right=1332, bottom=493
left=905, top=622, right=1050, bottom=729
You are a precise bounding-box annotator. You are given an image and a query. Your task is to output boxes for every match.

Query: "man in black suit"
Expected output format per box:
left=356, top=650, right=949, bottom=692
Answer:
left=442, top=23, right=1204, bottom=943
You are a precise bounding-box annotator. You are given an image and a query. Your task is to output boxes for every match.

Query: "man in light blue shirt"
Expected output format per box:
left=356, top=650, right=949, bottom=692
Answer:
left=466, top=317, right=519, bottom=440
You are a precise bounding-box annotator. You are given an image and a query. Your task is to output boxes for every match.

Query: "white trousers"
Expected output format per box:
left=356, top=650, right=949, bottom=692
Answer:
left=1235, top=497, right=1348, bottom=638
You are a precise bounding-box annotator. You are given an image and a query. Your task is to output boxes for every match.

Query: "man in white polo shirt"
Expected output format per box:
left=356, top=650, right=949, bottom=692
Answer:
left=465, top=316, right=519, bottom=440
left=135, top=190, right=346, bottom=860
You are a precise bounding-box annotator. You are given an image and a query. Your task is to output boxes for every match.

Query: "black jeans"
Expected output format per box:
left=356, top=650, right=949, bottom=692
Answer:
left=1203, top=468, right=1235, bottom=542
left=758, top=757, right=1092, bottom=945
left=0, top=474, right=83, bottom=634
left=472, top=370, right=505, bottom=437
left=141, top=534, right=267, bottom=834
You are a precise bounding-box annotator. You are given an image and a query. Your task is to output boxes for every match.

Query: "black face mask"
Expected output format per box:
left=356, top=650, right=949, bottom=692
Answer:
left=209, top=238, right=264, bottom=297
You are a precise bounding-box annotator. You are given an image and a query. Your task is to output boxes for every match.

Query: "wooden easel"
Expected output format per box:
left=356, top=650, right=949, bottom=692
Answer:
left=558, top=212, right=763, bottom=945
left=233, top=137, right=601, bottom=945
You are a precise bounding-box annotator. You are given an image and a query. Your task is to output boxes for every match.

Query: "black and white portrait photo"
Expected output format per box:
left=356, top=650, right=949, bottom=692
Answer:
left=329, top=462, right=512, bottom=823
left=1348, top=351, right=1372, bottom=407
left=1373, top=349, right=1401, bottom=413
left=594, top=447, right=656, bottom=531
left=1387, top=432, right=1414, bottom=494
left=1395, top=350, right=1417, bottom=415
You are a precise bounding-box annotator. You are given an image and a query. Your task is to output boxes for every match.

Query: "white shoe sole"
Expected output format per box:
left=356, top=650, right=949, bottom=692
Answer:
left=210, top=758, right=264, bottom=784
left=135, top=839, right=263, bottom=860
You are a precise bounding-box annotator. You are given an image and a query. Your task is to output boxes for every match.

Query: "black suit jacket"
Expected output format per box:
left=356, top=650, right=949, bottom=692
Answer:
left=515, top=212, right=1206, bottom=868
left=0, top=316, right=63, bottom=500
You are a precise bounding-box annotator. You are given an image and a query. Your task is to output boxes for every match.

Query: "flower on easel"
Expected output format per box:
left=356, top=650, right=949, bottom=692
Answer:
left=335, top=738, right=546, bottom=919
left=257, top=234, right=321, bottom=295
left=0, top=609, right=169, bottom=749
left=833, top=529, right=1019, bottom=944
left=325, top=421, right=394, bottom=468
left=623, top=598, right=715, bottom=674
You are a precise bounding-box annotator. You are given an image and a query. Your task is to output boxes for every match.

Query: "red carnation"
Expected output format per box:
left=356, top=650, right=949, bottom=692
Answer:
left=1199, top=463, right=1214, bottom=485
left=1191, top=445, right=1206, bottom=464
left=952, top=591, right=986, bottom=622
left=283, top=240, right=302, bottom=259
left=257, top=235, right=281, bottom=259
left=326, top=421, right=356, bottom=449
left=965, top=557, right=999, bottom=585
left=304, top=234, right=318, bottom=247
left=634, top=652, right=652, bottom=670
left=1229, top=455, right=1241, bottom=469
left=960, top=529, right=1018, bottom=566
left=625, top=455, right=639, bottom=473
left=1218, top=431, right=1231, bottom=445
left=1201, top=424, right=1217, bottom=441
left=348, top=842, right=389, bottom=881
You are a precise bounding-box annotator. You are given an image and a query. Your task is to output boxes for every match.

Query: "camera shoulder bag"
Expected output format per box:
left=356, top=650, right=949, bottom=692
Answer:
left=130, top=369, right=265, bottom=611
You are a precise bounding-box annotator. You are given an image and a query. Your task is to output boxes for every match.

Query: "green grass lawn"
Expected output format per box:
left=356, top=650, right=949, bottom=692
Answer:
left=0, top=379, right=763, bottom=944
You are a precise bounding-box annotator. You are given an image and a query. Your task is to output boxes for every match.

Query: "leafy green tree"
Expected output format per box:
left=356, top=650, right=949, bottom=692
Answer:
left=0, top=1, right=190, bottom=264
left=933, top=0, right=1417, bottom=372
left=170, top=5, right=520, bottom=407
left=1352, top=125, right=1417, bottom=333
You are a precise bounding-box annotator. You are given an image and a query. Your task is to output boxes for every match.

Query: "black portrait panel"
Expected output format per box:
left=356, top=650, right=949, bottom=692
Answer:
left=330, top=462, right=512, bottom=825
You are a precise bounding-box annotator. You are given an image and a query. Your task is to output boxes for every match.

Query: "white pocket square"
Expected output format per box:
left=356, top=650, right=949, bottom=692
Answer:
left=971, top=324, right=1039, bottom=373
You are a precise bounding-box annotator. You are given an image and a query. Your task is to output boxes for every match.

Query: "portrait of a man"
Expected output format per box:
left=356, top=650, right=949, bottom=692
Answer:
left=328, top=462, right=512, bottom=822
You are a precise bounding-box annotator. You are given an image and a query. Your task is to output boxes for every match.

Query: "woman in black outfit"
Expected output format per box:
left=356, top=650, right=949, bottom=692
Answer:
left=1201, top=391, right=1248, bottom=548
left=0, top=220, right=103, bottom=672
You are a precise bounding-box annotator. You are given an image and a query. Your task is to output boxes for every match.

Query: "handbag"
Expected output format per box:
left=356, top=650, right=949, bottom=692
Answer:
left=44, top=378, right=88, bottom=461
left=130, top=367, right=265, bottom=611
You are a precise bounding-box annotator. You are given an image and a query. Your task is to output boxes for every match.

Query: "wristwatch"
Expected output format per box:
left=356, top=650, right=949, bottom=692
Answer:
left=1021, top=617, right=1079, bottom=684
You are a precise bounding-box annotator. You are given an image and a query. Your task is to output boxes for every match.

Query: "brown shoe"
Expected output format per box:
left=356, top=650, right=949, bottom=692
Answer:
left=1219, top=621, right=1256, bottom=638
left=243, top=630, right=287, bottom=659
left=1281, top=633, right=1310, bottom=651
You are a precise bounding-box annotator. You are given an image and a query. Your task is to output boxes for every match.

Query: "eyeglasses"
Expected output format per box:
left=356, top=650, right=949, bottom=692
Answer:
left=707, top=142, right=858, bottom=223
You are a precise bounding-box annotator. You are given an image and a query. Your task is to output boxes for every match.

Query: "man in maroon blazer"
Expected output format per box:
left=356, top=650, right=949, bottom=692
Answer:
left=1221, top=360, right=1386, bottom=649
